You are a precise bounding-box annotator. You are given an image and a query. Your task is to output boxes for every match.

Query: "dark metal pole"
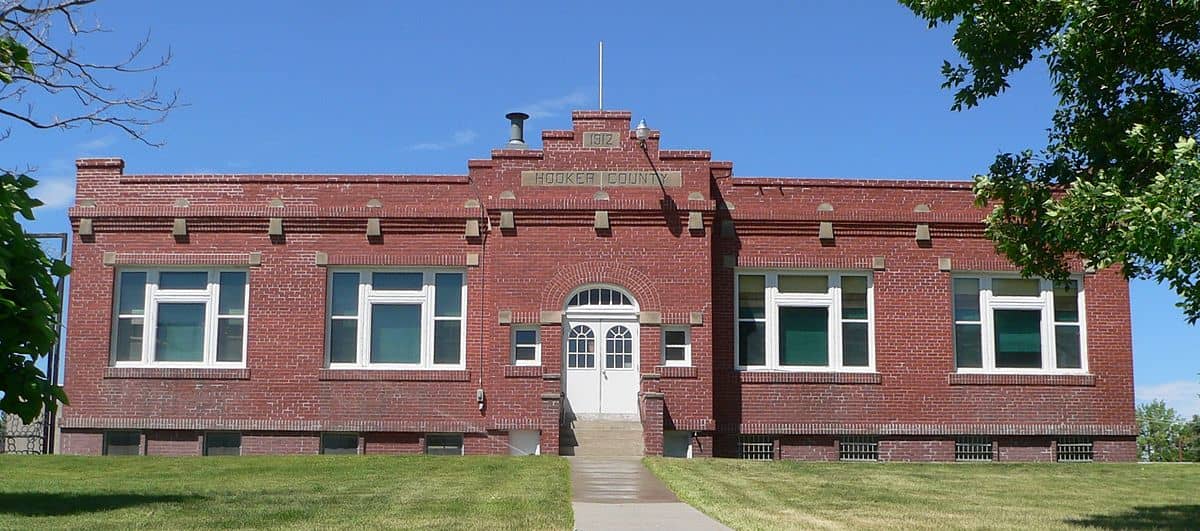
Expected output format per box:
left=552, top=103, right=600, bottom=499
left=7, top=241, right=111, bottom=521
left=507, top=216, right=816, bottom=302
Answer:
left=30, top=232, right=68, bottom=454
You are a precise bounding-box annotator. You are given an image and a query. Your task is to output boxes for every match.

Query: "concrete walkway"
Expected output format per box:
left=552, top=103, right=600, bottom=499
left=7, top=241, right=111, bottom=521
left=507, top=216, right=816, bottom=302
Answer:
left=569, top=457, right=730, bottom=531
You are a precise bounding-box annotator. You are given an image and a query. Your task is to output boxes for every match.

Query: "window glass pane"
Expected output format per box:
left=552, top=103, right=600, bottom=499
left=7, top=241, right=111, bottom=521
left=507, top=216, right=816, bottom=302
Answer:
left=218, top=272, right=247, bottom=316
left=426, top=434, right=464, bottom=456
left=1054, top=280, right=1079, bottom=322
left=215, top=318, right=244, bottom=362
left=114, top=318, right=144, bottom=362
left=159, top=271, right=208, bottom=290
left=372, top=272, right=422, bottom=291
left=331, top=273, right=360, bottom=317
left=433, top=320, right=462, bottom=365
left=738, top=275, right=765, bottom=319
left=321, top=433, right=358, bottom=455
left=738, top=321, right=765, bottom=366
left=118, top=272, right=147, bottom=315
left=665, top=346, right=687, bottom=362
left=205, top=432, right=241, bottom=456
left=104, top=431, right=140, bottom=455
left=992, top=278, right=1040, bottom=297
left=1056, top=325, right=1082, bottom=369
left=664, top=330, right=687, bottom=346
left=154, top=303, right=205, bottom=362
left=841, top=276, right=868, bottom=319
left=842, top=322, right=869, bottom=367
left=370, top=304, right=421, bottom=363
left=435, top=273, right=463, bottom=317
left=779, top=307, right=829, bottom=366
left=515, top=329, right=538, bottom=346
left=515, top=346, right=537, bottom=361
left=994, top=309, right=1042, bottom=368
left=955, top=324, right=983, bottom=368
left=953, top=278, right=981, bottom=321
left=779, top=275, right=828, bottom=294
left=329, top=319, right=358, bottom=363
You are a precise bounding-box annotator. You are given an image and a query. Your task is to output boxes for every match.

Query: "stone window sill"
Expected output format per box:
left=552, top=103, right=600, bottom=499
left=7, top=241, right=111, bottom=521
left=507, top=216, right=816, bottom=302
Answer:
left=317, top=369, right=471, bottom=382
left=104, top=367, right=250, bottom=380
left=503, top=365, right=542, bottom=378
left=948, top=373, right=1095, bottom=386
left=738, top=371, right=882, bottom=384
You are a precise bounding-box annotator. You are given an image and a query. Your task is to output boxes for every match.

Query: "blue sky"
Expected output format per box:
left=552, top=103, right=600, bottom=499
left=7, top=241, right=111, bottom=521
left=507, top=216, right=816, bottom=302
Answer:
left=8, top=1, right=1198, bottom=415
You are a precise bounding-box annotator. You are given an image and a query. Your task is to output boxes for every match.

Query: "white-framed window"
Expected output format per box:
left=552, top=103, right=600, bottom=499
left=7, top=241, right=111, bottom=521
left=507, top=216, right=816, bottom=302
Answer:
left=953, top=275, right=1086, bottom=373
left=662, top=326, right=691, bottom=367
left=111, top=269, right=248, bottom=367
left=512, top=326, right=540, bottom=366
left=326, top=270, right=466, bottom=369
left=735, top=271, right=873, bottom=372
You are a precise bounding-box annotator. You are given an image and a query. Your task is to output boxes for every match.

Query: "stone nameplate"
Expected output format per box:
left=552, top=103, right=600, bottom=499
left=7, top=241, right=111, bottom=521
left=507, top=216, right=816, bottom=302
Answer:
left=582, top=131, right=621, bottom=148
left=521, top=170, right=682, bottom=187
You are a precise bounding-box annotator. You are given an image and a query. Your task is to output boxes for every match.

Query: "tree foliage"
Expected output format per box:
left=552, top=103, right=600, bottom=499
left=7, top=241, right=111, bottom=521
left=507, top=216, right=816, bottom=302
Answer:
left=1136, top=399, right=1187, bottom=461
left=902, top=0, right=1200, bottom=322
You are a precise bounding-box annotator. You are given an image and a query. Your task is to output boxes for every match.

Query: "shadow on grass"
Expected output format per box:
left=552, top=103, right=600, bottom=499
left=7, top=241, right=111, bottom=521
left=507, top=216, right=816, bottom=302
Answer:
left=0, top=492, right=201, bottom=516
left=1066, top=505, right=1200, bottom=530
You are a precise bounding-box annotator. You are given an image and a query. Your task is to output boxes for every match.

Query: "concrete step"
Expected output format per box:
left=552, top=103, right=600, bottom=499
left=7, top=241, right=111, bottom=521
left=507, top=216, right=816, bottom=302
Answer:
left=563, top=420, right=644, bottom=457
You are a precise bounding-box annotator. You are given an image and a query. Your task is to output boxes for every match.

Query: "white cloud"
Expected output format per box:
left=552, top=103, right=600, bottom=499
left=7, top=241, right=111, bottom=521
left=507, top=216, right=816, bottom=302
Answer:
left=1136, top=380, right=1200, bottom=417
left=77, top=136, right=116, bottom=152
left=516, top=89, right=589, bottom=119
left=407, top=129, right=478, bottom=151
left=30, top=177, right=76, bottom=210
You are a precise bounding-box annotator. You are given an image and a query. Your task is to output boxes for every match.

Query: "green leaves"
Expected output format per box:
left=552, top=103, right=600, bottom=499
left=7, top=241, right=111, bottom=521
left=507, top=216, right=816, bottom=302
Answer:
left=0, top=36, right=34, bottom=84
left=0, top=172, right=69, bottom=423
left=904, top=0, right=1200, bottom=323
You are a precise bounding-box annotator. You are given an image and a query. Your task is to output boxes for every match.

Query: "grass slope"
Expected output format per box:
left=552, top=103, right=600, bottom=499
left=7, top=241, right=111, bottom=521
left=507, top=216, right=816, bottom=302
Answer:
left=645, top=458, right=1200, bottom=530
left=0, top=455, right=571, bottom=530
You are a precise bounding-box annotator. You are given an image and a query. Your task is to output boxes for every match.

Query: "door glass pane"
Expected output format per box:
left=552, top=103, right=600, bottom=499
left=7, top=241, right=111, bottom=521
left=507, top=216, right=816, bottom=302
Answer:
left=215, top=318, right=244, bottom=362
left=953, top=278, right=981, bottom=321
left=992, top=278, right=1040, bottom=297
left=372, top=272, right=422, bottom=291
left=434, top=273, right=463, bottom=317
left=994, top=309, right=1042, bottom=368
left=1054, top=280, right=1079, bottom=322
left=567, top=325, right=595, bottom=368
left=778, top=307, right=828, bottom=366
left=433, top=320, right=462, bottom=365
left=114, top=318, right=144, bottom=362
left=738, top=275, right=765, bottom=319
left=159, top=271, right=208, bottom=290
left=841, top=276, right=868, bottom=319
left=779, top=275, right=828, bottom=294
left=154, top=303, right=206, bottom=362
left=331, top=273, right=360, bottom=317
left=218, top=272, right=247, bottom=315
left=1056, top=325, right=1082, bottom=369
left=118, top=272, right=147, bottom=315
left=370, top=304, right=420, bottom=363
left=842, top=322, right=869, bottom=366
left=329, top=319, right=358, bottom=363
left=738, top=321, right=765, bottom=366
left=605, top=326, right=633, bottom=369
left=955, top=324, right=983, bottom=368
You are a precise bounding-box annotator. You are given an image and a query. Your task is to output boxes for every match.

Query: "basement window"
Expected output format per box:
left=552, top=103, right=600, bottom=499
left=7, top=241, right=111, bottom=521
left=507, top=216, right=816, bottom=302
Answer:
left=738, top=435, right=774, bottom=460
left=1056, top=437, right=1094, bottom=462
left=426, top=434, right=464, bottom=456
left=103, top=431, right=142, bottom=456
left=955, top=437, right=993, bottom=462
left=320, top=433, right=359, bottom=455
left=204, top=432, right=241, bottom=456
left=839, top=436, right=879, bottom=461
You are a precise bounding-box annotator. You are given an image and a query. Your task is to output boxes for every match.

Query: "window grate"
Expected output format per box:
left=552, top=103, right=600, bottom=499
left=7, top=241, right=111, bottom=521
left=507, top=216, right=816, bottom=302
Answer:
left=738, top=436, right=774, bottom=460
left=1057, top=437, right=1093, bottom=462
left=839, top=436, right=878, bottom=461
left=955, top=436, right=993, bottom=462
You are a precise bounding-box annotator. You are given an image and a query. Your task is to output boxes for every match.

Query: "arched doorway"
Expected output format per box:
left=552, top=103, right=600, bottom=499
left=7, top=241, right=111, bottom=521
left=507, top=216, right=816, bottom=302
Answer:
left=562, top=285, right=640, bottom=419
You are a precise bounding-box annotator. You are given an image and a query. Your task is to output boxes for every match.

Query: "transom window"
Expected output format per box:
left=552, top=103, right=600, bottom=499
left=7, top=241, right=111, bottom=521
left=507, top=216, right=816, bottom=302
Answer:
left=326, top=270, right=465, bottom=369
left=567, top=287, right=634, bottom=308
left=112, top=269, right=248, bottom=367
left=953, top=276, right=1085, bottom=373
left=735, top=272, right=874, bottom=371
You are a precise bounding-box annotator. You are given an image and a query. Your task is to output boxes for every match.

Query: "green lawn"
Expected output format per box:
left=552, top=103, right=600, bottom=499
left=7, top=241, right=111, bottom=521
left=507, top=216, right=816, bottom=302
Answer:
left=0, top=455, right=572, bottom=530
left=646, top=458, right=1200, bottom=530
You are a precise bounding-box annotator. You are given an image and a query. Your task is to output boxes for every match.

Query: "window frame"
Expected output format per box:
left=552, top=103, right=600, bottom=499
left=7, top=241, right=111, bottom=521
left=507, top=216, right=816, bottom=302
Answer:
left=952, top=274, right=1088, bottom=375
left=734, top=271, right=876, bottom=372
left=110, top=268, right=249, bottom=368
left=661, top=326, right=691, bottom=367
left=511, top=326, right=541, bottom=366
left=324, top=269, right=467, bottom=370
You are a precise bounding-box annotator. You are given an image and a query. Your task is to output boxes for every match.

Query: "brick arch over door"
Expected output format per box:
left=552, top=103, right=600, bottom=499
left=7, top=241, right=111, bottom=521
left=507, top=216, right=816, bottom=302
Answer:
left=540, top=261, right=662, bottom=311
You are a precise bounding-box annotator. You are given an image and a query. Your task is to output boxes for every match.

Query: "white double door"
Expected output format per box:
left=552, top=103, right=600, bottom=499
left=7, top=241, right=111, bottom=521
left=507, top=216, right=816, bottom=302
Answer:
left=563, top=319, right=640, bottom=417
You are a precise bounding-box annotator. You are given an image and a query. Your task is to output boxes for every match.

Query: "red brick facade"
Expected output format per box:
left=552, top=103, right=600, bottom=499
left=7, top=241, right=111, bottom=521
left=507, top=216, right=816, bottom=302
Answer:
left=60, top=110, right=1137, bottom=461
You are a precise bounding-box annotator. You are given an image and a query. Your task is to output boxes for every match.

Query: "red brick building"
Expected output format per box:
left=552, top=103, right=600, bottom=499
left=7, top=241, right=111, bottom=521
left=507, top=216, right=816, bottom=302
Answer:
left=60, top=110, right=1137, bottom=461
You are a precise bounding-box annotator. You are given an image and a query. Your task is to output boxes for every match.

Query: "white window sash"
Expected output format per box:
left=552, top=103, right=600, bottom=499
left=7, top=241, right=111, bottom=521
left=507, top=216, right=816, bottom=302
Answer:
left=661, top=326, right=691, bottom=367
left=511, top=327, right=541, bottom=366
